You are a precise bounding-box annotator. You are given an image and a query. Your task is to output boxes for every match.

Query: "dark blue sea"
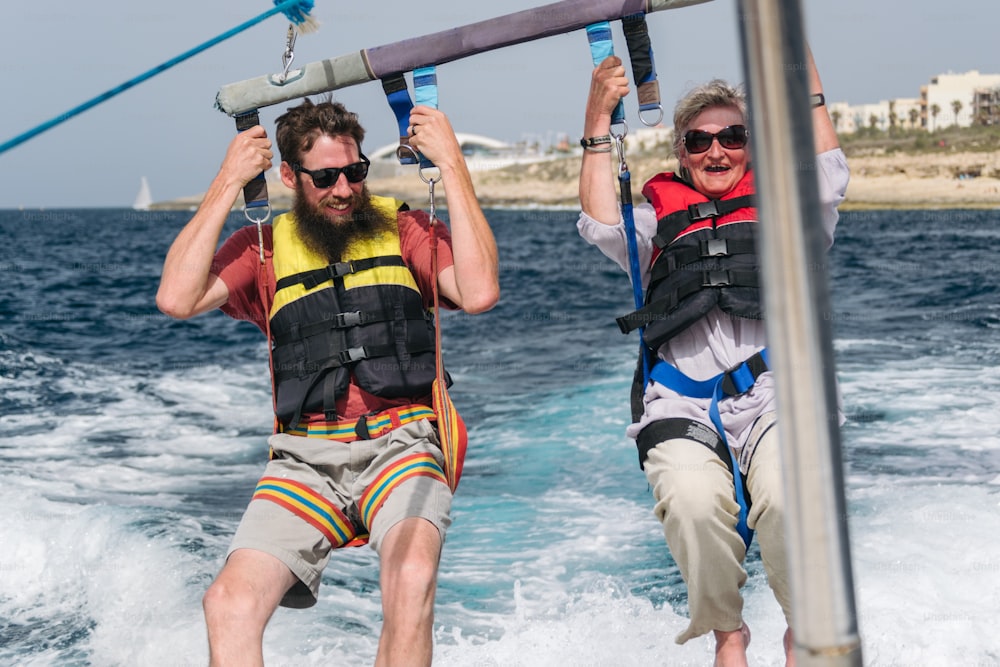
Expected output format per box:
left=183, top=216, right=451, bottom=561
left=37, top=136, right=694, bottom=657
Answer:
left=1, top=207, right=999, bottom=666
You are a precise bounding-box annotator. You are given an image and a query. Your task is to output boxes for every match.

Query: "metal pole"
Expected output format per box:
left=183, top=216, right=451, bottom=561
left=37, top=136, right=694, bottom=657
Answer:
left=735, top=1, right=863, bottom=665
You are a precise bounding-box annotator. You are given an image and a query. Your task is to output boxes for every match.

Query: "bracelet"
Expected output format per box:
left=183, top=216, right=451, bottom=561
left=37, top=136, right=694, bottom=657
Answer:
left=810, top=92, right=826, bottom=108
left=580, top=135, right=613, bottom=152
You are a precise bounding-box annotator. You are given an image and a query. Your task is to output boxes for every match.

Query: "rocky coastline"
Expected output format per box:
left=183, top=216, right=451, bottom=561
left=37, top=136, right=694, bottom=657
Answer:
left=157, top=149, right=1000, bottom=211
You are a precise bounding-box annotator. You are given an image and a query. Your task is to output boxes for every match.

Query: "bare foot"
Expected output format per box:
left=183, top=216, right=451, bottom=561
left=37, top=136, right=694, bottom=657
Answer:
left=713, top=622, right=751, bottom=667
left=783, top=627, right=796, bottom=667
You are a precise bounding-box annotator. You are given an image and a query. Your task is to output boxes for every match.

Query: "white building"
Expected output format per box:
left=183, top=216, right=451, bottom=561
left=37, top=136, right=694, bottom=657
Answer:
left=829, top=70, right=1000, bottom=134
left=922, top=70, right=1000, bottom=131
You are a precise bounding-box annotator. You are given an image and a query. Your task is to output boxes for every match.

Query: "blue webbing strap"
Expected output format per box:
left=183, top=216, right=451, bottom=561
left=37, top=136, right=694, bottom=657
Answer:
left=412, top=66, right=438, bottom=169
left=648, top=348, right=771, bottom=549
left=380, top=66, right=437, bottom=168
left=413, top=66, right=439, bottom=110
left=585, top=22, right=625, bottom=126
left=381, top=74, right=418, bottom=165
left=0, top=0, right=316, bottom=156
left=585, top=22, right=646, bottom=384
left=619, top=169, right=649, bottom=387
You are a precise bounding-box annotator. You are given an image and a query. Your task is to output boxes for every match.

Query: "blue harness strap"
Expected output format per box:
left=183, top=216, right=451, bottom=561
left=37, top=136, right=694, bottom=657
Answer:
left=413, top=66, right=438, bottom=109
left=584, top=21, right=648, bottom=385
left=648, top=348, right=771, bottom=548
left=585, top=22, right=626, bottom=126
left=380, top=66, right=437, bottom=168
left=381, top=74, right=417, bottom=164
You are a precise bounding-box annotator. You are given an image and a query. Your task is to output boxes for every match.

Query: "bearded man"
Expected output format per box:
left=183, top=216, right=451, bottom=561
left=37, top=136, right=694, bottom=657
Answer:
left=156, top=98, right=499, bottom=667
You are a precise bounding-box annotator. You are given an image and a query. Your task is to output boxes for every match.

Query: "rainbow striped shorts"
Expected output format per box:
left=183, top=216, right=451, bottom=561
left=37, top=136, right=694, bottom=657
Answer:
left=227, top=418, right=452, bottom=609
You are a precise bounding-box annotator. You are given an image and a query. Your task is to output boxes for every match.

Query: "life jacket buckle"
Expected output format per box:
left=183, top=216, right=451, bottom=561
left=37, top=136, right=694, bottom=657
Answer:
left=688, top=200, right=720, bottom=220
left=332, top=311, right=363, bottom=328
left=329, top=260, right=356, bottom=278
left=702, top=270, right=732, bottom=287
left=701, top=238, right=730, bottom=257
left=338, top=346, right=367, bottom=364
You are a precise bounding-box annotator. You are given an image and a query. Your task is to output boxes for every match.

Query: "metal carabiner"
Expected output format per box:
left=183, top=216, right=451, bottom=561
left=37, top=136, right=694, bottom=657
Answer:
left=244, top=205, right=272, bottom=264
left=277, top=25, right=298, bottom=84
left=612, top=124, right=629, bottom=175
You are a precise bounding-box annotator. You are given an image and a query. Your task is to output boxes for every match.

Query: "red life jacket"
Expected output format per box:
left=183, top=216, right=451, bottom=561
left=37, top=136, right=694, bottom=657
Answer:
left=616, top=170, right=761, bottom=350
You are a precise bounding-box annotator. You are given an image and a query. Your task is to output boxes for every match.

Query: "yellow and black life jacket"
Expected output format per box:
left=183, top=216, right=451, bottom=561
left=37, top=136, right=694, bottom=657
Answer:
left=616, top=170, right=761, bottom=351
left=268, top=198, right=438, bottom=428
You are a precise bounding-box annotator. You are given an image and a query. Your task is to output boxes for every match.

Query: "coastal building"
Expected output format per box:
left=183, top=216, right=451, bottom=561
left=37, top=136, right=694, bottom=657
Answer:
left=922, top=70, right=1000, bottom=131
left=830, top=69, right=1000, bottom=134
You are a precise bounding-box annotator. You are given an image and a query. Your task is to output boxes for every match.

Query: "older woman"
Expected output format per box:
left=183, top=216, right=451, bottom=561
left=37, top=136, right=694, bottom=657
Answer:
left=577, top=51, right=848, bottom=667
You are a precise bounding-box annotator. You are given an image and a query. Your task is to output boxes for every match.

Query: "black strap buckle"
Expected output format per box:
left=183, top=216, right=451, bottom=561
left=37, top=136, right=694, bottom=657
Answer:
left=688, top=200, right=720, bottom=220
left=338, top=346, right=367, bottom=364
left=332, top=311, right=363, bottom=328
left=354, top=412, right=374, bottom=440
left=701, top=238, right=730, bottom=257
left=329, top=261, right=356, bottom=278
left=702, top=270, right=732, bottom=287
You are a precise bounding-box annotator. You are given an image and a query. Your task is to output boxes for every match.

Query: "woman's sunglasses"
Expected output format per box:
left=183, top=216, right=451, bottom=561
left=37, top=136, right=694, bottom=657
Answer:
left=682, top=125, right=749, bottom=155
left=292, top=155, right=370, bottom=188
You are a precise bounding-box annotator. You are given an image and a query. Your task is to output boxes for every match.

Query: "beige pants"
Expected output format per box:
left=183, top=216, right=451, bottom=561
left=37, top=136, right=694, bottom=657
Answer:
left=643, top=421, right=790, bottom=644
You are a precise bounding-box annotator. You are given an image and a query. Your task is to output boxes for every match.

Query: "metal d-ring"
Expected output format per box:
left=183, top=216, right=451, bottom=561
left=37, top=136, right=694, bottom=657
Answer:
left=639, top=105, right=664, bottom=128
left=397, top=143, right=441, bottom=186
left=243, top=204, right=272, bottom=264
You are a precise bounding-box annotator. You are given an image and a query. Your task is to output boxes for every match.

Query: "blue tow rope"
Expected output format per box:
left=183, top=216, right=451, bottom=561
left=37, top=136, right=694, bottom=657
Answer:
left=0, top=0, right=316, bottom=156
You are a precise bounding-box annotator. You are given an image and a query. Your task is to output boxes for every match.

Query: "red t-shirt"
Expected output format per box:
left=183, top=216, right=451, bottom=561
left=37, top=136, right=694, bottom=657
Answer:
left=212, top=209, right=456, bottom=422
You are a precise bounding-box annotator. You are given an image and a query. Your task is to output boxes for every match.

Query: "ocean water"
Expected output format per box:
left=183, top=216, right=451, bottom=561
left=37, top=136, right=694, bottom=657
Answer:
left=1, top=206, right=999, bottom=666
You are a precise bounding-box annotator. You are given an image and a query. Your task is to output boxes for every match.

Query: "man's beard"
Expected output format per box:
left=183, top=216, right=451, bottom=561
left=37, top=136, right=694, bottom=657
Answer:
left=292, top=183, right=395, bottom=263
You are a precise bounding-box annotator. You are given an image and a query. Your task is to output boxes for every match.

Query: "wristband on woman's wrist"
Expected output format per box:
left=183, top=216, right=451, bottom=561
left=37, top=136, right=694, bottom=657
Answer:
left=580, top=135, right=613, bottom=152
left=810, top=92, right=826, bottom=108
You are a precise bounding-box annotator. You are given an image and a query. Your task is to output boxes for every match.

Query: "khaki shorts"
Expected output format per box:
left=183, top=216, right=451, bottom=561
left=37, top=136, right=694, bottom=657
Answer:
left=228, top=418, right=453, bottom=608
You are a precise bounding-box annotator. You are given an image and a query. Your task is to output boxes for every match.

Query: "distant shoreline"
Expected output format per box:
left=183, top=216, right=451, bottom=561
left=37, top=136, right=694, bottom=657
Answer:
left=150, top=150, right=1000, bottom=212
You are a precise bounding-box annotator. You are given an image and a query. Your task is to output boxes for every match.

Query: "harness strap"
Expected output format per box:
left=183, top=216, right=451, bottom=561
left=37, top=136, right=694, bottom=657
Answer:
left=651, top=194, right=757, bottom=249
left=274, top=255, right=407, bottom=292
left=256, top=228, right=279, bottom=435
left=429, top=216, right=467, bottom=493
left=621, top=14, right=660, bottom=119
left=616, top=269, right=760, bottom=335
left=646, top=348, right=771, bottom=548
left=273, top=342, right=423, bottom=383
left=380, top=67, right=437, bottom=168
left=382, top=73, right=418, bottom=165
left=647, top=240, right=757, bottom=285
left=585, top=20, right=649, bottom=385
left=234, top=110, right=270, bottom=214
left=270, top=301, right=428, bottom=346
left=636, top=418, right=729, bottom=471
left=281, top=404, right=436, bottom=442
left=585, top=22, right=625, bottom=126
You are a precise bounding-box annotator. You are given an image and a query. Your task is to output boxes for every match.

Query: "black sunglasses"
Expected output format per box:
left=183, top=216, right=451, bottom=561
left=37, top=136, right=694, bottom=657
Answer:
left=292, top=155, right=370, bottom=188
left=682, top=125, right=749, bottom=155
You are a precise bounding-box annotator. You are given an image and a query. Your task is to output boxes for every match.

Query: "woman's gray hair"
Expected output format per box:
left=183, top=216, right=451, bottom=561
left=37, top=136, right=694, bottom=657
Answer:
left=672, top=79, right=748, bottom=163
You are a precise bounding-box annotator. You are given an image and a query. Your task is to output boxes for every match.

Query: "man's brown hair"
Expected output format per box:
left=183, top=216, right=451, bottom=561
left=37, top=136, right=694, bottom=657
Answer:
left=275, top=98, right=366, bottom=166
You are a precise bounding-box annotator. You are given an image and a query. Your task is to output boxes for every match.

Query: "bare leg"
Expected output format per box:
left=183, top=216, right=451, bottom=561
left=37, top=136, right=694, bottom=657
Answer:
left=202, top=548, right=298, bottom=667
left=375, top=517, right=443, bottom=667
left=713, top=623, right=751, bottom=667
left=784, top=627, right=796, bottom=667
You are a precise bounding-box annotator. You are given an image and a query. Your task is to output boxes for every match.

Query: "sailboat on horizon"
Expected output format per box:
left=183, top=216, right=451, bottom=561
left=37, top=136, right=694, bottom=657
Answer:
left=133, top=176, right=152, bottom=210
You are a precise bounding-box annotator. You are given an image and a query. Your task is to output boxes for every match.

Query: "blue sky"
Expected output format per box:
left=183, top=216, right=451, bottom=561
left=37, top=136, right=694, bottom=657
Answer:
left=0, top=0, right=994, bottom=208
